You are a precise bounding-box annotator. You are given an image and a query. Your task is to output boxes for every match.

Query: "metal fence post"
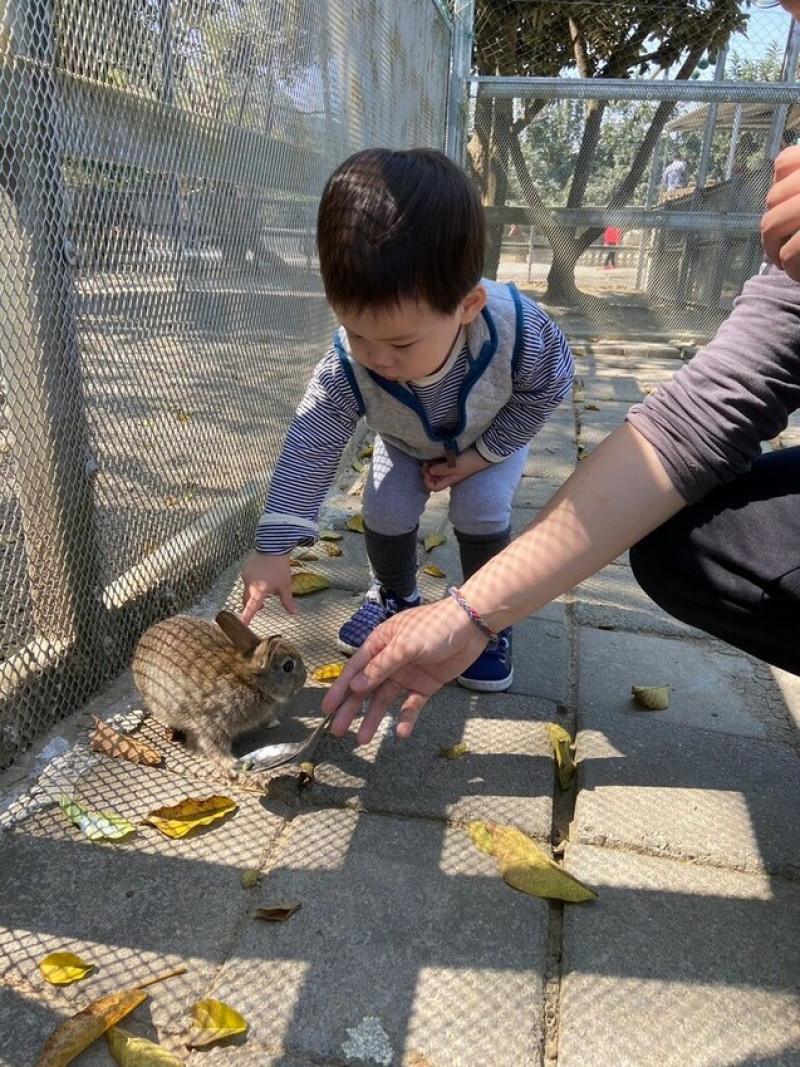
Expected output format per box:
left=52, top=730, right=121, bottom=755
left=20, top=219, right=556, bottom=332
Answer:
left=1, top=0, right=105, bottom=666
left=446, top=0, right=475, bottom=166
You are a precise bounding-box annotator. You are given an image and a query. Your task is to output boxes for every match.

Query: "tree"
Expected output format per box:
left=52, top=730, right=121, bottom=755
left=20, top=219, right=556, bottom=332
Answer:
left=469, top=0, right=749, bottom=303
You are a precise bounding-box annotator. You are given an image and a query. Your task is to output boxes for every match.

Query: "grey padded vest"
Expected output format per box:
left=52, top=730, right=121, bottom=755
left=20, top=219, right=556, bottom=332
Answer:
left=334, top=279, right=525, bottom=461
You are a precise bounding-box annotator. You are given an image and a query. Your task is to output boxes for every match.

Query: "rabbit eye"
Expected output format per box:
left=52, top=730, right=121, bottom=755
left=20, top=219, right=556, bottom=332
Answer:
left=281, top=659, right=295, bottom=674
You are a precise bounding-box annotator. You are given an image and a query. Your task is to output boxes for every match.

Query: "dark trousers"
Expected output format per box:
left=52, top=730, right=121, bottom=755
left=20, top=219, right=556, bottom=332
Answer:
left=629, top=447, right=800, bottom=675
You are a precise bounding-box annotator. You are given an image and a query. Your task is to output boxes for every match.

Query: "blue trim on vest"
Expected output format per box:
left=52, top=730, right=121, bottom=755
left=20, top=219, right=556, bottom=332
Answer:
left=334, top=332, right=365, bottom=417
left=508, top=283, right=525, bottom=376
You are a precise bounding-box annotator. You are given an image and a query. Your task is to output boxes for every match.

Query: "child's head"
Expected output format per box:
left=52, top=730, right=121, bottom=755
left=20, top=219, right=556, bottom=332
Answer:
left=316, top=148, right=487, bottom=381
left=317, top=147, right=485, bottom=316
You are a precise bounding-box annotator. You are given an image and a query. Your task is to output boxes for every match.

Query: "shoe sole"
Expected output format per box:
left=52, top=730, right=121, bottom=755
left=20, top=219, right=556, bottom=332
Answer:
left=337, top=638, right=359, bottom=656
left=456, top=668, right=514, bottom=693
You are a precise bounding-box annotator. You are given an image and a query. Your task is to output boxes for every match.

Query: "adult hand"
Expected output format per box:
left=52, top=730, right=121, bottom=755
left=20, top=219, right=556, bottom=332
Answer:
left=240, top=549, right=296, bottom=625
left=422, top=447, right=491, bottom=492
left=321, top=596, right=487, bottom=744
left=761, top=145, right=800, bottom=282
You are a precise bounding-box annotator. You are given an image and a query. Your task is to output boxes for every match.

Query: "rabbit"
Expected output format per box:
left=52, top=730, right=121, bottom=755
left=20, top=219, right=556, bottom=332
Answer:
left=131, top=609, right=307, bottom=777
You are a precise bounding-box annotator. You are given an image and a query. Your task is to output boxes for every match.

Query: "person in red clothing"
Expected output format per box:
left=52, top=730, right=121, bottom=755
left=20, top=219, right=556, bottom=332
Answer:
left=603, top=225, right=622, bottom=269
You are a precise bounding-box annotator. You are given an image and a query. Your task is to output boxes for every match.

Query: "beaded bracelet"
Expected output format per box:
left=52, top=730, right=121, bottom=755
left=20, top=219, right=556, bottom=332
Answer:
left=447, top=586, right=497, bottom=641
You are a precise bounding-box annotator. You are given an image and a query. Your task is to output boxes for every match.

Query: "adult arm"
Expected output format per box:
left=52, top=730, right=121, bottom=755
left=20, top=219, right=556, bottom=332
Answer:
left=626, top=265, right=800, bottom=503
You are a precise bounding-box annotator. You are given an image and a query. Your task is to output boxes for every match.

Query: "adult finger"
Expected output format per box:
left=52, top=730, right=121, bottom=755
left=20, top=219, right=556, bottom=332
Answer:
left=779, top=229, right=800, bottom=282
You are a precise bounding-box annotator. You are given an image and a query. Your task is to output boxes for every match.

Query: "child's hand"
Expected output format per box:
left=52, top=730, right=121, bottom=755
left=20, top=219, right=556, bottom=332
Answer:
left=240, top=550, right=296, bottom=625
left=422, top=447, right=492, bottom=491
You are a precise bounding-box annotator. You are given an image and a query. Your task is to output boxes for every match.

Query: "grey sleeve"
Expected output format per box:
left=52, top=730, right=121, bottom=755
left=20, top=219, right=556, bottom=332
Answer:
left=626, top=265, right=800, bottom=505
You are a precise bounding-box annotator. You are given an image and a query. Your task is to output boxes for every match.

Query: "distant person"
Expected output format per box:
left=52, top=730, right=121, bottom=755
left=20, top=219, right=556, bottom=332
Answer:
left=603, top=226, right=622, bottom=269
left=662, top=155, right=689, bottom=194
left=240, top=148, right=574, bottom=694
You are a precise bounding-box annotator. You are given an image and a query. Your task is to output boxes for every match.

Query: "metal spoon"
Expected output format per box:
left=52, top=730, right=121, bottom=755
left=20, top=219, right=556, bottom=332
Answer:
left=233, top=713, right=334, bottom=773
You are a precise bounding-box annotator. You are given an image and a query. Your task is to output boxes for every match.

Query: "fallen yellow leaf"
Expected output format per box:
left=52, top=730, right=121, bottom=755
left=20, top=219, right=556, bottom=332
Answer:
left=253, top=902, right=301, bottom=922
left=297, top=761, right=315, bottom=790
left=39, top=952, right=94, bottom=986
left=318, top=529, right=343, bottom=541
left=240, top=869, right=261, bottom=889
left=90, top=718, right=163, bottom=767
left=312, top=662, right=345, bottom=683
left=422, top=564, right=446, bottom=578
left=351, top=459, right=364, bottom=473
left=438, top=742, right=468, bottom=760
left=290, top=571, right=331, bottom=596
left=423, top=532, right=447, bottom=552
left=36, top=989, right=148, bottom=1067
left=468, top=821, right=597, bottom=903
left=59, top=796, right=137, bottom=842
left=631, top=683, right=670, bottom=710
left=319, top=541, right=342, bottom=557
left=546, top=723, right=576, bottom=791
left=185, top=1000, right=247, bottom=1048
left=357, top=444, right=374, bottom=459
left=143, top=795, right=237, bottom=839
left=346, top=514, right=365, bottom=533
left=107, top=1027, right=182, bottom=1066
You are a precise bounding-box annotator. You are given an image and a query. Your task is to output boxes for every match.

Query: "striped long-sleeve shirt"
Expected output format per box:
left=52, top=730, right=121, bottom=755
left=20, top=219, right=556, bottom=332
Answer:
left=257, top=294, right=573, bottom=554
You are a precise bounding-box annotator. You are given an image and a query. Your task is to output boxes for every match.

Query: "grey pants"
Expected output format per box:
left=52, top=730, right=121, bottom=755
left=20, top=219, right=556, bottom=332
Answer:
left=363, top=436, right=529, bottom=537
left=360, top=436, right=528, bottom=597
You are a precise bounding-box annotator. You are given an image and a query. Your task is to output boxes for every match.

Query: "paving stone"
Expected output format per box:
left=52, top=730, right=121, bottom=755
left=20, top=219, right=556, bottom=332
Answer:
left=578, top=627, right=769, bottom=739
left=558, top=843, right=800, bottom=1067
left=308, top=686, right=559, bottom=837
left=572, top=561, right=708, bottom=638
left=204, top=808, right=549, bottom=1065
left=574, top=718, right=800, bottom=877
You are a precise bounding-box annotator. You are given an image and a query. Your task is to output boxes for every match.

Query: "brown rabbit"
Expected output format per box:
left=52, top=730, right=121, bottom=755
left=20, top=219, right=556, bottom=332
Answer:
left=132, top=610, right=306, bottom=776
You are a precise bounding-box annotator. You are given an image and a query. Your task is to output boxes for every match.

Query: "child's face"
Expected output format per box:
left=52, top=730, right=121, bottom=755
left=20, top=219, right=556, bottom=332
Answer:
left=335, top=286, right=486, bottom=382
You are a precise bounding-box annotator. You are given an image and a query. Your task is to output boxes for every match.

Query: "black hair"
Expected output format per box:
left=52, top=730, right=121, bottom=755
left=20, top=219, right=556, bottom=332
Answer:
left=316, top=147, right=485, bottom=315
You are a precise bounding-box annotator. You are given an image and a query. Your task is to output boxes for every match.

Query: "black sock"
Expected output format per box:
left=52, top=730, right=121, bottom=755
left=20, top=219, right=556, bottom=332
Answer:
left=364, top=524, right=419, bottom=599
left=455, top=525, right=511, bottom=581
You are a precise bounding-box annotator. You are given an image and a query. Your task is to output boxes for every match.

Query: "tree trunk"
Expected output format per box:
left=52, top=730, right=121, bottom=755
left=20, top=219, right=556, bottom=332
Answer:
left=544, top=236, right=584, bottom=305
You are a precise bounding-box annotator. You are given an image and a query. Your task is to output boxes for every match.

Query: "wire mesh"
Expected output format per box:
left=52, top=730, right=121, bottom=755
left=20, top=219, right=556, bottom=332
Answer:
left=466, top=1, right=800, bottom=334
left=0, top=0, right=452, bottom=768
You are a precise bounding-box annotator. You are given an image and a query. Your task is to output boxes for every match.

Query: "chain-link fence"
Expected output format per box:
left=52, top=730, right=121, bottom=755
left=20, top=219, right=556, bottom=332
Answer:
left=462, top=0, right=800, bottom=338
left=3, top=0, right=799, bottom=769
left=0, top=0, right=452, bottom=768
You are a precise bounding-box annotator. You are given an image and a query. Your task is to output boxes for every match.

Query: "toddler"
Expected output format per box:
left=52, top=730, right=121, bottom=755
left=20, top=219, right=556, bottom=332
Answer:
left=241, top=147, right=574, bottom=691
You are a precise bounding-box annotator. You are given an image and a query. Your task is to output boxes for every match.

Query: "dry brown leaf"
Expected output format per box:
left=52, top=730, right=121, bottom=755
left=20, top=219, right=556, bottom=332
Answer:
left=290, top=571, right=331, bottom=596
left=143, top=795, right=237, bottom=839
left=91, top=718, right=163, bottom=767
left=36, top=989, right=148, bottom=1067
left=253, top=902, right=301, bottom=922
left=631, top=683, right=670, bottom=710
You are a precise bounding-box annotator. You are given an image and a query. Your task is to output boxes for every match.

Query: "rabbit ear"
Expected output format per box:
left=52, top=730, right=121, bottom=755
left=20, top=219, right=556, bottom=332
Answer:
left=215, top=610, right=261, bottom=655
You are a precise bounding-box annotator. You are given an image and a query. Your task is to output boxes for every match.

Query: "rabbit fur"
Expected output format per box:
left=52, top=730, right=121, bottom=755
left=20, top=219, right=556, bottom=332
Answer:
left=132, top=610, right=306, bottom=775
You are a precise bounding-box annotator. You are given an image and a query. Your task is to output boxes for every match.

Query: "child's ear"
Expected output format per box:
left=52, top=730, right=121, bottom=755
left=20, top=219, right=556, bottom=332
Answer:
left=459, top=284, right=487, bottom=325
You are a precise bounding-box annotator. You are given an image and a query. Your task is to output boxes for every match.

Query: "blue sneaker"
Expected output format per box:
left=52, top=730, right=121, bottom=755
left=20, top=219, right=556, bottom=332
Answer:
left=457, top=629, right=513, bottom=692
left=338, top=585, right=421, bottom=654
